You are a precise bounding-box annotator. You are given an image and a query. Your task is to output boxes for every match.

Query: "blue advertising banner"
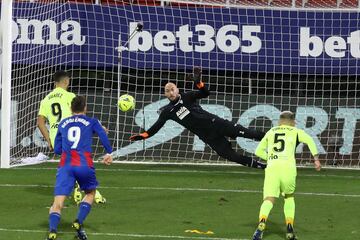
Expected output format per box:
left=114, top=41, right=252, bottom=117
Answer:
left=10, top=3, right=360, bottom=74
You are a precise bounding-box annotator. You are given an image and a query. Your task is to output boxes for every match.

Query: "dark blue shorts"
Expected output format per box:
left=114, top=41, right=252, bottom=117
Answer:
left=54, top=166, right=98, bottom=196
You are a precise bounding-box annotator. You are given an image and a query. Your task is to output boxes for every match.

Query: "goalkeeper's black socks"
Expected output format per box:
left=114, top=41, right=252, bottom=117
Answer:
left=227, top=152, right=266, bottom=169
left=250, top=159, right=267, bottom=169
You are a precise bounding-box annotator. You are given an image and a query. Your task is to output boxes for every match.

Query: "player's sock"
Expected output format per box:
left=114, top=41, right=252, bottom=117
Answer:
left=238, top=155, right=267, bottom=169
left=254, top=160, right=267, bottom=169
left=77, top=202, right=92, bottom=224
left=250, top=158, right=267, bottom=169
left=259, top=200, right=273, bottom=222
left=284, top=197, right=295, bottom=227
left=48, top=212, right=61, bottom=232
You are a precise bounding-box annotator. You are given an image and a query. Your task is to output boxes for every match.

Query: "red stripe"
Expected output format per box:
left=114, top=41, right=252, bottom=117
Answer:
left=84, top=152, right=93, bottom=167
left=70, top=150, right=81, bottom=166
left=59, top=153, right=66, bottom=167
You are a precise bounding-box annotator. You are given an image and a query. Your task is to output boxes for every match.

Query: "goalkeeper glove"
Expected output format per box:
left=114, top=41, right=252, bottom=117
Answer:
left=129, top=132, right=149, bottom=141
left=187, top=66, right=204, bottom=89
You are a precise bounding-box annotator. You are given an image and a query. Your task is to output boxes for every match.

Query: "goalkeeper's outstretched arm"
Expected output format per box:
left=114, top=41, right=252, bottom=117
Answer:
left=130, top=112, right=167, bottom=141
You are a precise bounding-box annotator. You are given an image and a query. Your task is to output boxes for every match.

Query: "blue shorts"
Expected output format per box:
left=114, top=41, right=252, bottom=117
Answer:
left=54, top=166, right=98, bottom=196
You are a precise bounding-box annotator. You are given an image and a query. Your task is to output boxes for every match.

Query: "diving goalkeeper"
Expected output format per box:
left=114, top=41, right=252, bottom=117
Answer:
left=130, top=67, right=266, bottom=169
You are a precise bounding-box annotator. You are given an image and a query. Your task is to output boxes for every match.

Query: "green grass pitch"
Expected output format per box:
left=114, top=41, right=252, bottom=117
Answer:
left=0, top=163, right=359, bottom=240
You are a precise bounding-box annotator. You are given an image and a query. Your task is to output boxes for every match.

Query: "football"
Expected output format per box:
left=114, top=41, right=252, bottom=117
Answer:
left=118, top=94, right=135, bottom=112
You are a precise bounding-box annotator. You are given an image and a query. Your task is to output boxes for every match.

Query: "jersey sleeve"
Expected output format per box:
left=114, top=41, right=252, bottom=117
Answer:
left=69, top=92, right=76, bottom=102
left=93, top=119, right=113, bottom=154
left=54, top=128, right=62, bottom=155
left=66, top=92, right=76, bottom=109
left=186, top=84, right=210, bottom=101
left=38, top=99, right=48, bottom=118
left=298, top=129, right=319, bottom=156
left=146, top=110, right=168, bottom=137
left=255, top=132, right=269, bottom=161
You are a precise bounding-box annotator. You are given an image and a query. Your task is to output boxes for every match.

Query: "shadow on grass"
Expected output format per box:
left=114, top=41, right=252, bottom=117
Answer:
left=264, top=221, right=285, bottom=239
left=24, top=184, right=52, bottom=197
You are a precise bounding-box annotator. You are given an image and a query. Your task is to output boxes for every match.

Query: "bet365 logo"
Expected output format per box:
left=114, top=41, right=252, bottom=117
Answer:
left=127, top=22, right=262, bottom=53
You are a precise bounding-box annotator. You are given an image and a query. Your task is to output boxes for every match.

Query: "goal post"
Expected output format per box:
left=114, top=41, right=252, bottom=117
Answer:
left=2, top=1, right=360, bottom=168
left=0, top=0, right=13, bottom=169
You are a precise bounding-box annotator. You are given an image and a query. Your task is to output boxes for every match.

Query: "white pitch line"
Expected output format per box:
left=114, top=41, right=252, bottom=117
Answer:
left=11, top=167, right=360, bottom=179
left=125, top=187, right=360, bottom=198
left=0, top=183, right=359, bottom=198
left=0, top=228, right=248, bottom=240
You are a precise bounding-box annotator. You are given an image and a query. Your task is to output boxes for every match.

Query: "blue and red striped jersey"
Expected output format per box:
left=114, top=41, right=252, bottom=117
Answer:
left=54, top=114, right=112, bottom=167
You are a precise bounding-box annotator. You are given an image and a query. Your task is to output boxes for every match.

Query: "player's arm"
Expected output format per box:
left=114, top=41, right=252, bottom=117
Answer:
left=130, top=111, right=167, bottom=141
left=254, top=133, right=268, bottom=161
left=298, top=130, right=321, bottom=171
left=37, top=115, right=53, bottom=150
left=93, top=120, right=113, bottom=165
left=37, top=101, right=53, bottom=150
left=53, top=128, right=62, bottom=155
left=93, top=120, right=113, bottom=154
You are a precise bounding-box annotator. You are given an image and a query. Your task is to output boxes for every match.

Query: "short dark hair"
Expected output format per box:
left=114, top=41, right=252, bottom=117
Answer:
left=280, top=111, right=295, bottom=120
left=71, top=96, right=86, bottom=113
left=53, top=71, right=70, bottom=83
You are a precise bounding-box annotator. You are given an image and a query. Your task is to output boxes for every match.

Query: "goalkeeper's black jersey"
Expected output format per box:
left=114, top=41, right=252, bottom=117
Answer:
left=146, top=86, right=222, bottom=140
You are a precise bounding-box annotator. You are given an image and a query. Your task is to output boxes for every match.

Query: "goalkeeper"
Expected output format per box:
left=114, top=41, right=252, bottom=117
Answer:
left=251, top=111, right=321, bottom=240
left=37, top=71, right=106, bottom=204
left=130, top=67, right=266, bottom=169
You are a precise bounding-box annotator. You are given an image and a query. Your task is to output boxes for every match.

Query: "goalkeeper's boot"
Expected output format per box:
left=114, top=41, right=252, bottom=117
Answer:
left=252, top=220, right=266, bottom=240
left=94, top=190, right=106, bottom=204
left=46, top=231, right=57, bottom=240
left=73, top=182, right=83, bottom=205
left=72, top=220, right=88, bottom=240
left=286, top=224, right=298, bottom=240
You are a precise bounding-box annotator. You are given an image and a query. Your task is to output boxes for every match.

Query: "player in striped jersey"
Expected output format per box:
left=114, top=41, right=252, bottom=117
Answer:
left=46, top=96, right=112, bottom=240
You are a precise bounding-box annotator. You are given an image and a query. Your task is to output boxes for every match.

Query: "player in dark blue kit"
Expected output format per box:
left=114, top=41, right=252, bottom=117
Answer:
left=46, top=96, right=113, bottom=240
left=130, top=67, right=266, bottom=169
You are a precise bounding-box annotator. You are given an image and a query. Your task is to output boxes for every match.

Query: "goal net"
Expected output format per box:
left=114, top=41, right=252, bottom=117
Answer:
left=3, top=0, right=360, bottom=167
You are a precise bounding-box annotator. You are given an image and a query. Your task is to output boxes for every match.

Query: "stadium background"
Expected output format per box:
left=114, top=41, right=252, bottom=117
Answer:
left=5, top=0, right=360, bottom=167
